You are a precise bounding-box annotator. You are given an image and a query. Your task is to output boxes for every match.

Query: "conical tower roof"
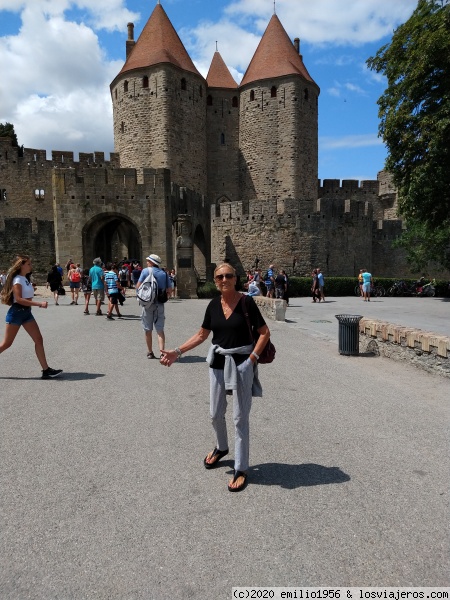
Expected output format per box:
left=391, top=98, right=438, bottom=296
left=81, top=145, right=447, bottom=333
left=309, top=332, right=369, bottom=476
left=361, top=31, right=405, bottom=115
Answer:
left=118, top=3, right=201, bottom=78
left=240, top=14, right=318, bottom=88
left=206, top=52, right=238, bottom=89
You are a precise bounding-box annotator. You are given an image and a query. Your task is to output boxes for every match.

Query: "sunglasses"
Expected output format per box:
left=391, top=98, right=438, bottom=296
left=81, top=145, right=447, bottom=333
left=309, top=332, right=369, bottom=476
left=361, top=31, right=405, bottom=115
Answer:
left=215, top=273, right=235, bottom=281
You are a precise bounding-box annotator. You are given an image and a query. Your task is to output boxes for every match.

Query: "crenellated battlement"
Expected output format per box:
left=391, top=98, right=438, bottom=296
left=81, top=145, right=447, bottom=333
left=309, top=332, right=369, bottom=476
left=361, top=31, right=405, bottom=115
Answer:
left=318, top=178, right=379, bottom=195
left=0, top=138, right=119, bottom=169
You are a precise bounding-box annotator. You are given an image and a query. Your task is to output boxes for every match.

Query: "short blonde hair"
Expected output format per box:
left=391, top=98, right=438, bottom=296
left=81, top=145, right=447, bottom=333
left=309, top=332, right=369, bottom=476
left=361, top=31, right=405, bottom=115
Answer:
left=214, top=262, right=236, bottom=278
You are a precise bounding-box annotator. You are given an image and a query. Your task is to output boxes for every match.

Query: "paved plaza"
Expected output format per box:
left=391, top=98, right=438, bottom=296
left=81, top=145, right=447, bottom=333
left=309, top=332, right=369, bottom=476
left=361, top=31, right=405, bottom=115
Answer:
left=0, top=292, right=449, bottom=599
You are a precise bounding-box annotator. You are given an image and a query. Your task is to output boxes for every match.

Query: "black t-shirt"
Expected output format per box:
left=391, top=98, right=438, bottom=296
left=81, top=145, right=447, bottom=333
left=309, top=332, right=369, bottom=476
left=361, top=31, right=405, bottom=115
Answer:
left=202, top=295, right=266, bottom=369
left=275, top=274, right=286, bottom=288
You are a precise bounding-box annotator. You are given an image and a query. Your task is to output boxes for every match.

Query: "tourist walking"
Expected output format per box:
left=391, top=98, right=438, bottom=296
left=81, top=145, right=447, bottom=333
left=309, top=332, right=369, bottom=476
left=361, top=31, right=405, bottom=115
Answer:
left=264, top=264, right=275, bottom=298
left=46, top=264, right=63, bottom=305
left=104, top=263, right=123, bottom=319
left=119, top=263, right=130, bottom=289
left=136, top=254, right=171, bottom=358
left=311, top=269, right=320, bottom=302
left=317, top=268, right=325, bottom=302
left=274, top=269, right=287, bottom=299
left=362, top=269, right=372, bottom=301
left=0, top=255, right=62, bottom=379
left=89, top=257, right=105, bottom=316
left=81, top=269, right=92, bottom=314
left=160, top=262, right=270, bottom=493
left=281, top=269, right=289, bottom=305
left=68, top=263, right=81, bottom=305
left=168, top=268, right=177, bottom=299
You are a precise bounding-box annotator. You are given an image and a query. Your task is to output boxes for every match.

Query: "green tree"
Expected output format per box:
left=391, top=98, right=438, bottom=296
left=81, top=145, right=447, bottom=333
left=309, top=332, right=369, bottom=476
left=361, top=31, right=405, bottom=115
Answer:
left=0, top=122, right=19, bottom=147
left=367, top=0, right=450, bottom=271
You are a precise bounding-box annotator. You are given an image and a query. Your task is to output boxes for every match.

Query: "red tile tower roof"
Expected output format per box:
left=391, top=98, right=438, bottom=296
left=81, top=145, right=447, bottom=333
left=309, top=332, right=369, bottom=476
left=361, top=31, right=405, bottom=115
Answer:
left=118, top=3, right=202, bottom=78
left=240, top=14, right=318, bottom=88
left=206, top=52, right=238, bottom=89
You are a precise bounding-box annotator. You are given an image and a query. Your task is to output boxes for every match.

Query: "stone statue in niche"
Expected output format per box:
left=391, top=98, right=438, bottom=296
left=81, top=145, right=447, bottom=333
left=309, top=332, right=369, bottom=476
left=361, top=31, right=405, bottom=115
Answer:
left=176, top=219, right=192, bottom=249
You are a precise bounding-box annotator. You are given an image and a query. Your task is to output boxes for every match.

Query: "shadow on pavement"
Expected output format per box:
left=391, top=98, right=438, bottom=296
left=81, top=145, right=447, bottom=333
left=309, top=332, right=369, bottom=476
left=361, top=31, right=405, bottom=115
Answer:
left=57, top=372, right=106, bottom=381
left=180, top=356, right=207, bottom=364
left=248, top=462, right=350, bottom=489
left=0, top=372, right=104, bottom=380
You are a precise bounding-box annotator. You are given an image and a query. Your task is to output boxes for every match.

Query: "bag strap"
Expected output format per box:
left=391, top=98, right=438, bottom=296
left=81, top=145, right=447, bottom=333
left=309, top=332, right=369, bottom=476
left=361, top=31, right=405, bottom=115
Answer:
left=240, top=295, right=254, bottom=345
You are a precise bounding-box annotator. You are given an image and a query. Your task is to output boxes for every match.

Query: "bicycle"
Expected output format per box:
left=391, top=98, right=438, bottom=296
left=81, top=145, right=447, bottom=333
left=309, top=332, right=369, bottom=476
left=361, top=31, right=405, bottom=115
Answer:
left=355, top=283, right=384, bottom=297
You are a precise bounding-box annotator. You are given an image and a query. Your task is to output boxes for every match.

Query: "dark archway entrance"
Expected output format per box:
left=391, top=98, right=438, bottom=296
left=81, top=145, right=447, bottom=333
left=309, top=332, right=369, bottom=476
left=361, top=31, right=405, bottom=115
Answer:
left=82, top=214, right=142, bottom=265
left=193, top=224, right=207, bottom=281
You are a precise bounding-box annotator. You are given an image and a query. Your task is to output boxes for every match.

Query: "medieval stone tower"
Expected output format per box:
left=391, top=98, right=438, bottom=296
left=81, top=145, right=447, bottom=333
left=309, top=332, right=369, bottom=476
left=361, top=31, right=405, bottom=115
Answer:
left=110, top=3, right=207, bottom=196
left=0, top=0, right=411, bottom=285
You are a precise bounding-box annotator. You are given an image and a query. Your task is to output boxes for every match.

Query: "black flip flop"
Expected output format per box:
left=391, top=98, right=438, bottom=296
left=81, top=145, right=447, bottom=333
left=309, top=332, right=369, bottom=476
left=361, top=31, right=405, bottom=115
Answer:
left=203, top=447, right=229, bottom=469
left=228, top=470, right=248, bottom=492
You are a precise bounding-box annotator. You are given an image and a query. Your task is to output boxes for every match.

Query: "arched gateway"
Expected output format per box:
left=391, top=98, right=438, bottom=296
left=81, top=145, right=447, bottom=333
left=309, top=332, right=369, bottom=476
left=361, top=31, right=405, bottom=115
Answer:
left=82, top=213, right=142, bottom=265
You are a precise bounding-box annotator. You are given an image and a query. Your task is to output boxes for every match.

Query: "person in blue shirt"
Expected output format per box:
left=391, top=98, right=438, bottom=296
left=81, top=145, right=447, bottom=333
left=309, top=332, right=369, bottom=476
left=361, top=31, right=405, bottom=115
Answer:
left=89, top=257, right=105, bottom=316
left=317, top=268, right=325, bottom=302
left=362, top=269, right=372, bottom=302
left=136, top=254, right=171, bottom=359
left=104, top=262, right=123, bottom=320
left=264, top=264, right=275, bottom=298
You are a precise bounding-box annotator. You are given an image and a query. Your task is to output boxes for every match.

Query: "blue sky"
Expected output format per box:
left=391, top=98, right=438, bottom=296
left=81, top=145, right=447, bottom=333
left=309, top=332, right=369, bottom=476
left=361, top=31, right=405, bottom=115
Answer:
left=0, top=0, right=418, bottom=181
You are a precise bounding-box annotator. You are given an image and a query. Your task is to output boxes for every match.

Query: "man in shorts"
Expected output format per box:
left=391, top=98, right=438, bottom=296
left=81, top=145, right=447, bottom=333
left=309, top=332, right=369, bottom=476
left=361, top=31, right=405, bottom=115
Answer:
left=89, top=257, right=105, bottom=316
left=136, top=254, right=171, bottom=359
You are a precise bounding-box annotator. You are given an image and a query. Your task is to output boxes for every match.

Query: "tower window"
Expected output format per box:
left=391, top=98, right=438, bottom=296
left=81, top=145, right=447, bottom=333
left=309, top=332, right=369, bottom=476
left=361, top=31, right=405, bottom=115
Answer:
left=143, top=76, right=149, bottom=88
left=121, top=122, right=125, bottom=133
left=232, top=96, right=238, bottom=107
left=199, top=86, right=203, bottom=97
left=181, top=78, right=187, bottom=90
left=220, top=133, right=225, bottom=145
left=271, top=86, right=277, bottom=98
left=124, top=80, right=129, bottom=93
left=207, top=95, right=213, bottom=106
left=0, top=189, right=6, bottom=201
left=35, top=189, right=45, bottom=200
left=304, top=88, right=309, bottom=101
left=115, top=89, right=117, bottom=99
left=250, top=90, right=255, bottom=101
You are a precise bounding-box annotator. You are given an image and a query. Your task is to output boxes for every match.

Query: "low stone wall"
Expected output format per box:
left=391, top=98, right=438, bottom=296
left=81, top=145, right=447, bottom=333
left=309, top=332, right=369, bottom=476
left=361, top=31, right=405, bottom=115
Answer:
left=253, top=297, right=286, bottom=322
left=359, top=318, right=450, bottom=378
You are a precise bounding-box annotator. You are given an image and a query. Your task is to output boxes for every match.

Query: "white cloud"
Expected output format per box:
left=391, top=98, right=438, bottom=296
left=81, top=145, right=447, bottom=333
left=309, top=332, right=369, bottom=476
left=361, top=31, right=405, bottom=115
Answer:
left=320, top=134, right=383, bottom=150
left=0, top=0, right=139, bottom=31
left=182, top=19, right=260, bottom=79
left=224, top=0, right=416, bottom=44
left=0, top=2, right=126, bottom=153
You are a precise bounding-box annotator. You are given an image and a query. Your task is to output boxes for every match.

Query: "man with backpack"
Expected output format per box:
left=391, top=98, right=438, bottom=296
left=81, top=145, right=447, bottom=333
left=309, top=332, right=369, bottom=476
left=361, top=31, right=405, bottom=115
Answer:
left=136, top=254, right=171, bottom=359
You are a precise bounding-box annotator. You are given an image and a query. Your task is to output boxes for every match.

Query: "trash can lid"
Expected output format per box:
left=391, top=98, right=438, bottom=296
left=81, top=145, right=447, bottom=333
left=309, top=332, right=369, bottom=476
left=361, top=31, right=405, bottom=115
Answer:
left=335, top=314, right=363, bottom=323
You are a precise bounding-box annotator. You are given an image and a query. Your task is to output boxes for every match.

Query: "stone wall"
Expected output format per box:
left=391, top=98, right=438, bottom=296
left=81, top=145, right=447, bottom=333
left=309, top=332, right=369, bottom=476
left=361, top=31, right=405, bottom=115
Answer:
left=211, top=195, right=374, bottom=276
left=359, top=318, right=450, bottom=378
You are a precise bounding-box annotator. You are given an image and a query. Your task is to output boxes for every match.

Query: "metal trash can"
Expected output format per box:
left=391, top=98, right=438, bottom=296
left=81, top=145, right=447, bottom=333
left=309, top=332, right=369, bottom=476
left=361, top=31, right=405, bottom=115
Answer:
left=335, top=314, right=363, bottom=355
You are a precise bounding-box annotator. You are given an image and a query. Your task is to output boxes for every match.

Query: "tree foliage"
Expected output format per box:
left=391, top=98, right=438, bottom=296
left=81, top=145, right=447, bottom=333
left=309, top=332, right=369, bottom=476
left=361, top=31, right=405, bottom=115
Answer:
left=367, top=0, right=450, bottom=271
left=0, top=122, right=19, bottom=147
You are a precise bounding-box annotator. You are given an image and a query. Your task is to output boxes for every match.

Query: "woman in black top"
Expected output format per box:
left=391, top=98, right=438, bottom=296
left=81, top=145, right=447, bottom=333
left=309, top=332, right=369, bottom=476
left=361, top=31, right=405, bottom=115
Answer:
left=160, top=262, right=270, bottom=492
left=46, top=265, right=63, bottom=305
